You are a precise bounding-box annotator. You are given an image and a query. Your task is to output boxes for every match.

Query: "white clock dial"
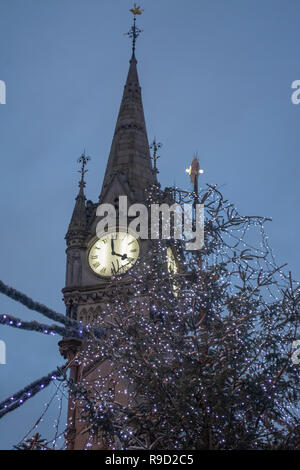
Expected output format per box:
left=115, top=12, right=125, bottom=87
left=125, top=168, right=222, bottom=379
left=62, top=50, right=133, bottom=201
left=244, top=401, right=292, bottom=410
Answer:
left=88, top=232, right=139, bottom=277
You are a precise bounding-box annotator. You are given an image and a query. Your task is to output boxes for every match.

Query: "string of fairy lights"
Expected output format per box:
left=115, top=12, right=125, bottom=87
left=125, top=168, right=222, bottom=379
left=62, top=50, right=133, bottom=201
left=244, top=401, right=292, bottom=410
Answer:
left=0, top=365, right=66, bottom=419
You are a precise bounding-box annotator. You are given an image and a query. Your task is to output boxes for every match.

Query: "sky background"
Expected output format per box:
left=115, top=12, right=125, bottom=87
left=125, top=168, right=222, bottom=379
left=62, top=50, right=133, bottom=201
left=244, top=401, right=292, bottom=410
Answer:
left=0, top=0, right=300, bottom=449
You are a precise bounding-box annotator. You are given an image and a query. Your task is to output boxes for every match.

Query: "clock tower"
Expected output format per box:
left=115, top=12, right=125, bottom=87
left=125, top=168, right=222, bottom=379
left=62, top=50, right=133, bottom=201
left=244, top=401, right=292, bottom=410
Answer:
left=59, top=11, right=162, bottom=450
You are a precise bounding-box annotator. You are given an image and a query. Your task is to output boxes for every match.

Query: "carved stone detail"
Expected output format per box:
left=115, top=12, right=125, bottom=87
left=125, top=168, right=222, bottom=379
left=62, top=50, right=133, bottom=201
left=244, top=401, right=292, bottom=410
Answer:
left=58, top=338, right=82, bottom=360
left=66, top=249, right=82, bottom=286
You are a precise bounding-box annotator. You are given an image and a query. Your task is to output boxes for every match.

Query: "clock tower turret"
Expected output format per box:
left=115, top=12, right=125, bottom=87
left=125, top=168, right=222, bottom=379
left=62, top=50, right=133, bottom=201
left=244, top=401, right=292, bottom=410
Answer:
left=60, top=8, right=161, bottom=450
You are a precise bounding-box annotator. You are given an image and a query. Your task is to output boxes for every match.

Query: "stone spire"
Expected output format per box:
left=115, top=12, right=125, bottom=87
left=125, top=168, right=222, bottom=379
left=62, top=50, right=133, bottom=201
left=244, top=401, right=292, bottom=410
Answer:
left=100, top=56, right=157, bottom=203
left=66, top=153, right=90, bottom=242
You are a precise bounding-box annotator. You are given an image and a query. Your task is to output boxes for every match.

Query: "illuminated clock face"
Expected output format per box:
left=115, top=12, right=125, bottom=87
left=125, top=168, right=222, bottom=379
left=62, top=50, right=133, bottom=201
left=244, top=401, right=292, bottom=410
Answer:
left=88, top=232, right=140, bottom=277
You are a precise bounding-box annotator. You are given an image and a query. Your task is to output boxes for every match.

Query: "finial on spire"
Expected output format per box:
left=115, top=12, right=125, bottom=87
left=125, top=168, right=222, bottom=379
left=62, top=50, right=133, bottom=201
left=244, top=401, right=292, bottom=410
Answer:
left=77, top=150, right=91, bottom=189
left=126, top=3, right=144, bottom=58
left=150, top=138, right=162, bottom=174
left=130, top=3, right=144, bottom=16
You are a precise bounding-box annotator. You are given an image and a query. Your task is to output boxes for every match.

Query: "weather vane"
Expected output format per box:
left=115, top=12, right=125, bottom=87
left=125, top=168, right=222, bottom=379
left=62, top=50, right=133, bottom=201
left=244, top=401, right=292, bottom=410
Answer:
left=126, top=3, right=144, bottom=58
left=150, top=138, right=162, bottom=174
left=186, top=153, right=204, bottom=195
left=77, top=150, right=91, bottom=188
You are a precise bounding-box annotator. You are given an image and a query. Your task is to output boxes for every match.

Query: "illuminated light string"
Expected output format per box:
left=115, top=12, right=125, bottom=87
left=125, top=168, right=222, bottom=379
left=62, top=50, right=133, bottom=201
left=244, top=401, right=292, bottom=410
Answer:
left=51, top=386, right=65, bottom=449
left=0, top=280, right=75, bottom=327
left=15, top=382, right=66, bottom=450
left=0, top=364, right=68, bottom=419
left=0, top=280, right=105, bottom=338
left=0, top=313, right=84, bottom=339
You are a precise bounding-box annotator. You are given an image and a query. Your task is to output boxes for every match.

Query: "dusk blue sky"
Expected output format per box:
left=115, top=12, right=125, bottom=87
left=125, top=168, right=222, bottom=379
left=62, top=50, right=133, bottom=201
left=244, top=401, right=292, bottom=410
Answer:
left=1, top=0, right=300, bottom=449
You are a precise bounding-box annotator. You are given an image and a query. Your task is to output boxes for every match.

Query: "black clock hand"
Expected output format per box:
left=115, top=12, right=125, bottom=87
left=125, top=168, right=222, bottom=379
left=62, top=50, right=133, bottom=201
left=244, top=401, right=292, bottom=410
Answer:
left=114, top=252, right=128, bottom=260
left=111, top=238, right=116, bottom=255
left=111, top=238, right=127, bottom=260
